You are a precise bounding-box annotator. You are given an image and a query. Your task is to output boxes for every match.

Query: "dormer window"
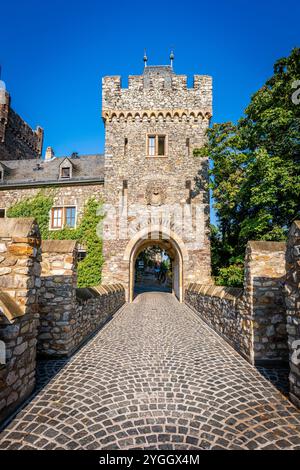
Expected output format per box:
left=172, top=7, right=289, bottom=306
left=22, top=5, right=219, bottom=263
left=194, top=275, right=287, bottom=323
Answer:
left=61, top=167, right=71, bottom=178
left=59, top=158, right=73, bottom=179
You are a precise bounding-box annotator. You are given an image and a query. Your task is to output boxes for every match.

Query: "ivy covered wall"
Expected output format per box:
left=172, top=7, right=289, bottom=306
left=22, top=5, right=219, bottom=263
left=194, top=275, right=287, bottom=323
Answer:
left=7, top=191, right=104, bottom=287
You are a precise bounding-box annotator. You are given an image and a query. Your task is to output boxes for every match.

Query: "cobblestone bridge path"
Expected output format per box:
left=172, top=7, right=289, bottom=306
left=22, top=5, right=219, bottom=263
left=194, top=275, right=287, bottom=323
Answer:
left=1, top=293, right=300, bottom=450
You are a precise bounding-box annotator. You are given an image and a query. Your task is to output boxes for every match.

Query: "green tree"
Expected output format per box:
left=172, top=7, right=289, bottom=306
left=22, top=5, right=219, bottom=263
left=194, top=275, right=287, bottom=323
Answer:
left=199, top=48, right=300, bottom=285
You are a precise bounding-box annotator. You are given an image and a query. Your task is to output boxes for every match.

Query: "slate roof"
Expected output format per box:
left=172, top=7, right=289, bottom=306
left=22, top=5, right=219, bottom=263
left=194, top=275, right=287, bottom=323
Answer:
left=0, top=154, right=105, bottom=187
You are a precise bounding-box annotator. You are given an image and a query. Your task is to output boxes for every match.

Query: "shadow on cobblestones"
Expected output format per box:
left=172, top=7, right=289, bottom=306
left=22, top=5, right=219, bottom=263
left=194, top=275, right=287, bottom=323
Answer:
left=36, top=359, right=70, bottom=393
left=256, top=366, right=289, bottom=397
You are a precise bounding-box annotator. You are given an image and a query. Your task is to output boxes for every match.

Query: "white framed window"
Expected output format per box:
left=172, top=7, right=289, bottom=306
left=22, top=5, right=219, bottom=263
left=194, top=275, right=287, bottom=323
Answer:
left=50, top=206, right=76, bottom=230
left=51, top=207, right=63, bottom=229
left=147, top=135, right=166, bottom=156
left=65, top=207, right=76, bottom=228
left=148, top=136, right=156, bottom=156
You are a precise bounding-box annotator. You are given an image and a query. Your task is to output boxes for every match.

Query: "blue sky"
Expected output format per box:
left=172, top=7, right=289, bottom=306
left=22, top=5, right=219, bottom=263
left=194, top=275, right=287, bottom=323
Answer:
left=1, top=0, right=300, bottom=226
left=1, top=0, right=299, bottom=157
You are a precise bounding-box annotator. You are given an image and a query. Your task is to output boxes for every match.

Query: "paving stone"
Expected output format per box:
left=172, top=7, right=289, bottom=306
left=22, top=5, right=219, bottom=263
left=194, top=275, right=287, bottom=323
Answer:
left=0, top=292, right=300, bottom=450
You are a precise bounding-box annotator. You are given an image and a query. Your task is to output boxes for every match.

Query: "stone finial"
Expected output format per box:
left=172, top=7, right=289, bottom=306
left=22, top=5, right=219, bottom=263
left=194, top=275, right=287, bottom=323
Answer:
left=143, top=50, right=148, bottom=67
left=45, top=146, right=55, bottom=161
left=170, top=50, right=174, bottom=68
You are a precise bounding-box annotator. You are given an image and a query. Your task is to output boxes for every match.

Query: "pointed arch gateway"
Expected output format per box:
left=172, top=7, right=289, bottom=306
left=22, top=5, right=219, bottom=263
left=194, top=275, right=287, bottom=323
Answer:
left=123, top=226, right=188, bottom=302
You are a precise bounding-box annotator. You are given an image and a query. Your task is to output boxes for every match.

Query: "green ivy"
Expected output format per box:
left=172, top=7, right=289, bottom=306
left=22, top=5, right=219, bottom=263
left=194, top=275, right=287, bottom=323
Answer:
left=7, top=190, right=54, bottom=238
left=193, top=147, right=209, bottom=158
left=7, top=192, right=104, bottom=288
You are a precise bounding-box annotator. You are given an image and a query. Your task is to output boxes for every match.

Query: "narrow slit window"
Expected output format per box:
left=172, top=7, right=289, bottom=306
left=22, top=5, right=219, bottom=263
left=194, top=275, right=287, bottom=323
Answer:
left=124, top=137, right=128, bottom=156
left=0, top=209, right=5, bottom=218
left=122, top=180, right=128, bottom=204
left=186, top=138, right=190, bottom=155
left=186, top=180, right=192, bottom=204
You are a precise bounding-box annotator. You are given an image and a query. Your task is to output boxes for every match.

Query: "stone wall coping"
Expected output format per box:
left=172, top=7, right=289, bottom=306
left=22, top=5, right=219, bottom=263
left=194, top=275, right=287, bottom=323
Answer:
left=93, top=284, right=125, bottom=294
left=0, top=290, right=24, bottom=321
left=42, top=240, right=78, bottom=254
left=289, top=220, right=300, bottom=236
left=187, top=283, right=243, bottom=301
left=247, top=241, right=286, bottom=252
left=76, top=288, right=99, bottom=301
left=76, top=284, right=125, bottom=302
left=292, top=220, right=300, bottom=229
left=0, top=218, right=38, bottom=239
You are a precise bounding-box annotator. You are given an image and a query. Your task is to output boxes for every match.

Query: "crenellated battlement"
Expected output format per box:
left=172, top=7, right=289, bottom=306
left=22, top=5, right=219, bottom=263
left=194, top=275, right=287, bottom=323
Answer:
left=0, top=90, right=44, bottom=160
left=102, top=68, right=212, bottom=118
left=8, top=108, right=44, bottom=154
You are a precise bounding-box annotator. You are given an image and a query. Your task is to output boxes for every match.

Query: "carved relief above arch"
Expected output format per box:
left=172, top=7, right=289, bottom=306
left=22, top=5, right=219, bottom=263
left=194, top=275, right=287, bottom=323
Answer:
left=145, top=181, right=166, bottom=206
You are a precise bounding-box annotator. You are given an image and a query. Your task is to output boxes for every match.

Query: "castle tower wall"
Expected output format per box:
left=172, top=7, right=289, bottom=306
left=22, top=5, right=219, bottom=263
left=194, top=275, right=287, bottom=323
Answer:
left=101, top=65, right=212, bottom=299
left=0, top=91, right=43, bottom=160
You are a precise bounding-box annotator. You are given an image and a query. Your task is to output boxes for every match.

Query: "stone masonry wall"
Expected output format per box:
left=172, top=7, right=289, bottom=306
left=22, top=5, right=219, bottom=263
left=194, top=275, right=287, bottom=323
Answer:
left=0, top=184, right=104, bottom=224
left=0, top=92, right=43, bottom=160
left=245, top=241, right=288, bottom=364
left=38, top=240, right=125, bottom=357
left=185, top=284, right=252, bottom=361
left=74, top=285, right=125, bottom=348
left=102, top=67, right=212, bottom=299
left=38, top=240, right=77, bottom=356
left=0, top=218, right=41, bottom=422
left=185, top=241, right=288, bottom=365
left=285, top=221, right=300, bottom=408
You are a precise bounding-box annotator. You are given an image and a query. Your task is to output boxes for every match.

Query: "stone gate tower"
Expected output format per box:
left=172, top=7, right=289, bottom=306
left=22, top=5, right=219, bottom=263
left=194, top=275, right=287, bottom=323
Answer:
left=102, top=58, right=212, bottom=301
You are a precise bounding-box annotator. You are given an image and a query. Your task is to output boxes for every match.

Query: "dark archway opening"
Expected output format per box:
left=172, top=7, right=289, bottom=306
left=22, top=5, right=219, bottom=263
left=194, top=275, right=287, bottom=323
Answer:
left=134, top=245, right=172, bottom=297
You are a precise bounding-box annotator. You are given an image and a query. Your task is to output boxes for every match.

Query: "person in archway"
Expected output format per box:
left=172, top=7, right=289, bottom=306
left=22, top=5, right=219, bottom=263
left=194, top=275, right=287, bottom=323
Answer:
left=154, top=262, right=160, bottom=280
left=159, top=262, right=167, bottom=285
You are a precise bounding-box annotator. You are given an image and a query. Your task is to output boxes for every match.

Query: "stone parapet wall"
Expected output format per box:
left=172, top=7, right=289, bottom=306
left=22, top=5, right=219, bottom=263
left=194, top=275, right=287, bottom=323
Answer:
left=185, top=284, right=252, bottom=361
left=38, top=240, right=77, bottom=356
left=186, top=241, right=288, bottom=365
left=0, top=218, right=41, bottom=422
left=285, top=221, right=300, bottom=408
left=245, top=241, right=287, bottom=364
left=38, top=240, right=125, bottom=357
left=73, top=285, right=125, bottom=349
